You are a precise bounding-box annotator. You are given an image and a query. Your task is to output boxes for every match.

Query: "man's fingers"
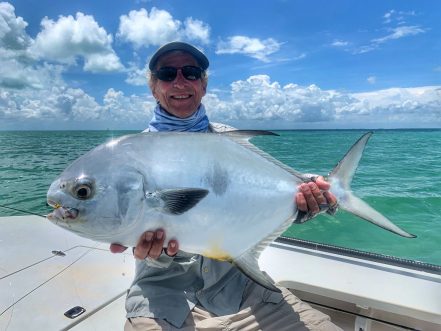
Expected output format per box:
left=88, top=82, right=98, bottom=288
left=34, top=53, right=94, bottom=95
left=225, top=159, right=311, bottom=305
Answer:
left=323, top=191, right=337, bottom=206
left=296, top=192, right=308, bottom=212
left=148, top=230, right=165, bottom=259
left=134, top=231, right=154, bottom=259
left=165, top=239, right=179, bottom=256
left=308, top=182, right=327, bottom=205
left=315, top=176, right=331, bottom=190
left=300, top=183, right=319, bottom=214
left=110, top=243, right=128, bottom=254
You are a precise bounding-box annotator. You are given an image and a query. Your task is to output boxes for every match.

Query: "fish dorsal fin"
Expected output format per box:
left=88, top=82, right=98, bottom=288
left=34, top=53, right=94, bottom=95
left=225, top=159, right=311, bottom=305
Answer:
left=220, top=130, right=306, bottom=182
left=218, top=129, right=279, bottom=141
left=233, top=215, right=295, bottom=293
left=151, top=188, right=209, bottom=215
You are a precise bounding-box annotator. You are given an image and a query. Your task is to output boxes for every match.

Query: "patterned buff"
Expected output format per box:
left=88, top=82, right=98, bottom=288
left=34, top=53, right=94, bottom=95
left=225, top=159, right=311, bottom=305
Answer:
left=148, top=104, right=209, bottom=132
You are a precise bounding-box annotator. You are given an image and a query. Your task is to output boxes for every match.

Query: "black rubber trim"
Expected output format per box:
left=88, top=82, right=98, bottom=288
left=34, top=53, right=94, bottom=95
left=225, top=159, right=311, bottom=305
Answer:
left=276, top=236, right=441, bottom=275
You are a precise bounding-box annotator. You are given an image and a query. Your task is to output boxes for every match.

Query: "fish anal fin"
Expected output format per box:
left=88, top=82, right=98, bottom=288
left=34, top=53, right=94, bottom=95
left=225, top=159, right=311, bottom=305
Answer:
left=234, top=250, right=281, bottom=293
left=157, top=188, right=209, bottom=215
left=233, top=215, right=295, bottom=293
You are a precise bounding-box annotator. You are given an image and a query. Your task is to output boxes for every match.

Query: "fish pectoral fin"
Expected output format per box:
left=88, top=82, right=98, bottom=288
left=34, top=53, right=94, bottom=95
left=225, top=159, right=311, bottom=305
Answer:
left=157, top=188, right=209, bottom=215
left=233, top=250, right=281, bottom=293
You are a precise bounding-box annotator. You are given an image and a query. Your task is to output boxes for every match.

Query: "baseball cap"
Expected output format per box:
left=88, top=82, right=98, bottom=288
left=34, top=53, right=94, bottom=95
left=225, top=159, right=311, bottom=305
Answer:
left=148, top=41, right=209, bottom=71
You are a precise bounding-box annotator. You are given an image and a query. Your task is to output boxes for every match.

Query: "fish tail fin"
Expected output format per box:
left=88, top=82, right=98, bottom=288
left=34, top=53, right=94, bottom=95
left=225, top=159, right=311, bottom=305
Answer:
left=328, top=132, right=416, bottom=238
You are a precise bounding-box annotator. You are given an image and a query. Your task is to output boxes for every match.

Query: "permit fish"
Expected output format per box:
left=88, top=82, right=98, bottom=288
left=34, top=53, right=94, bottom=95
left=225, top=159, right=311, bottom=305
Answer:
left=47, top=131, right=414, bottom=292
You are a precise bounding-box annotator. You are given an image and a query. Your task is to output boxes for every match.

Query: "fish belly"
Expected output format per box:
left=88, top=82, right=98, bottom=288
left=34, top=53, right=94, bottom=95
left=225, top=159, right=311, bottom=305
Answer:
left=132, top=133, right=298, bottom=260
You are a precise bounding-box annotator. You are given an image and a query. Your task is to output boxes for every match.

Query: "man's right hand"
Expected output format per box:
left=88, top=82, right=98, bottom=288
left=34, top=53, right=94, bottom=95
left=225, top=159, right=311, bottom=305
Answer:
left=109, top=229, right=179, bottom=260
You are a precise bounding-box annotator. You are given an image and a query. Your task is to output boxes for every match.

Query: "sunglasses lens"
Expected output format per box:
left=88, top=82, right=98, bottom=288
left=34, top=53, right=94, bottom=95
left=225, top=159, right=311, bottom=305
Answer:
left=155, top=67, right=177, bottom=81
left=181, top=66, right=202, bottom=80
left=154, top=66, right=203, bottom=81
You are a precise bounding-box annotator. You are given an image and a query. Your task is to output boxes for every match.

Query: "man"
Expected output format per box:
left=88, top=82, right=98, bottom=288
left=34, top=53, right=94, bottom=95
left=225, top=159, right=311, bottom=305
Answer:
left=111, top=41, right=341, bottom=331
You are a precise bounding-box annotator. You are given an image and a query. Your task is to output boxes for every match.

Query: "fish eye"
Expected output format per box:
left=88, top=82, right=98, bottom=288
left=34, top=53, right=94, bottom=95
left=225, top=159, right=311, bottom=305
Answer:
left=72, top=178, right=95, bottom=200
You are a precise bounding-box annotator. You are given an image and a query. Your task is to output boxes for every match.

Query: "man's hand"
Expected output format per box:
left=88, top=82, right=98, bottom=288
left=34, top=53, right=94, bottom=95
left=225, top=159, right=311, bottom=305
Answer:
left=295, top=176, right=337, bottom=215
left=109, top=229, right=179, bottom=260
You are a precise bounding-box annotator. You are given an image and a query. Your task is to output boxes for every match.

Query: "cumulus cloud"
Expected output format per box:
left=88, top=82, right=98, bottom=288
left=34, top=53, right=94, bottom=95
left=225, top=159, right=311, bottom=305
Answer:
left=117, top=8, right=210, bottom=48
left=31, top=12, right=123, bottom=72
left=0, top=2, right=32, bottom=51
left=182, top=17, right=210, bottom=44
left=204, top=75, right=441, bottom=128
left=1, top=73, right=440, bottom=129
left=103, top=88, right=154, bottom=122
left=0, top=84, right=156, bottom=129
left=216, top=36, right=282, bottom=62
left=0, top=2, right=65, bottom=89
left=125, top=62, right=148, bottom=86
left=205, top=75, right=350, bottom=123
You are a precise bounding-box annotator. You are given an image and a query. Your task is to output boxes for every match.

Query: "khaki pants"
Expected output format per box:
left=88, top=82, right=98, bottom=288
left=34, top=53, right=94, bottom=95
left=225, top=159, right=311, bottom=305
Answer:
left=125, top=284, right=342, bottom=331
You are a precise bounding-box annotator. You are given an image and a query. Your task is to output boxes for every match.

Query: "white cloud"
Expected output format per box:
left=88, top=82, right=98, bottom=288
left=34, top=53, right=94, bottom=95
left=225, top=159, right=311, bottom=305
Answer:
left=383, top=9, right=416, bottom=25
left=372, top=25, right=425, bottom=44
left=216, top=36, right=282, bottom=62
left=117, top=8, right=210, bottom=48
left=204, top=75, right=441, bottom=128
left=0, top=84, right=157, bottom=129
left=2, top=73, right=440, bottom=129
left=117, top=8, right=180, bottom=48
left=331, top=40, right=349, bottom=47
left=182, top=17, right=210, bottom=44
left=31, top=12, right=123, bottom=72
left=383, top=10, right=396, bottom=24
left=0, top=2, right=64, bottom=89
left=0, top=2, right=32, bottom=50
left=103, top=88, right=155, bottom=122
left=125, top=63, right=148, bottom=86
left=367, top=76, right=376, bottom=84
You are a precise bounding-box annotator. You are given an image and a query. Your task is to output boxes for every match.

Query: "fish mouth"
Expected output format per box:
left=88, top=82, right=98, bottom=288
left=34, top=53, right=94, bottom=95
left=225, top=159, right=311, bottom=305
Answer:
left=47, top=200, right=79, bottom=222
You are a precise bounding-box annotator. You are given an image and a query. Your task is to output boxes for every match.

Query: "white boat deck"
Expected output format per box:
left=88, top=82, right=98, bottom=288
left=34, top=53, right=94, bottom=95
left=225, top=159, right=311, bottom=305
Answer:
left=1, top=215, right=440, bottom=330
left=0, top=215, right=135, bottom=330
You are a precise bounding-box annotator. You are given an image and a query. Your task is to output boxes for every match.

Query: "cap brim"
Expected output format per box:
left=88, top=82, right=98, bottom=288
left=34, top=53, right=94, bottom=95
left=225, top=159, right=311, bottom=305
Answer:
left=149, top=42, right=209, bottom=70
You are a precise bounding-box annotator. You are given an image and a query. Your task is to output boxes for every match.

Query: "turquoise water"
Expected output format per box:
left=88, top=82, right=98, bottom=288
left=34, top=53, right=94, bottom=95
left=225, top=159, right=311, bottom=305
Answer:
left=1, top=129, right=440, bottom=265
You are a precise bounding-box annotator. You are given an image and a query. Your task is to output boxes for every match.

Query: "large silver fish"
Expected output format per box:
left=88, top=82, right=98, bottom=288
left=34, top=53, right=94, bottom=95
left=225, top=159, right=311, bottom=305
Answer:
left=47, top=131, right=414, bottom=292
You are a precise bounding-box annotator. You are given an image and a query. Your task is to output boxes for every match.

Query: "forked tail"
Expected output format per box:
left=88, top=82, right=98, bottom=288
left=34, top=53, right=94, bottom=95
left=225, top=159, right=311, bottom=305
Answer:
left=328, top=132, right=415, bottom=238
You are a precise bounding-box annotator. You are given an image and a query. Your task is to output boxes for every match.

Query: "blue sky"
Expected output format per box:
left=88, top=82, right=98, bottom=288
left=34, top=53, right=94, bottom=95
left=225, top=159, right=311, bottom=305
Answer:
left=1, top=0, right=440, bottom=130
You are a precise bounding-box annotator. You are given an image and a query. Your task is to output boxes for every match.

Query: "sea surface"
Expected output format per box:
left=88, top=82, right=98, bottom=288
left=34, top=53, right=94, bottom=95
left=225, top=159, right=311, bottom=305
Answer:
left=0, top=129, right=440, bottom=266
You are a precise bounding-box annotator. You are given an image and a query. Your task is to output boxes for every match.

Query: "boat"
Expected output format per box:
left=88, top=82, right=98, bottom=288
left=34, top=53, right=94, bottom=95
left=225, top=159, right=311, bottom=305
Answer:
left=1, top=214, right=440, bottom=330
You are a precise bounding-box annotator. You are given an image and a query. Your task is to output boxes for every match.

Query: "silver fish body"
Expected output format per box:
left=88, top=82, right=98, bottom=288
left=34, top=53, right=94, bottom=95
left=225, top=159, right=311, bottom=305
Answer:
left=47, top=131, right=414, bottom=291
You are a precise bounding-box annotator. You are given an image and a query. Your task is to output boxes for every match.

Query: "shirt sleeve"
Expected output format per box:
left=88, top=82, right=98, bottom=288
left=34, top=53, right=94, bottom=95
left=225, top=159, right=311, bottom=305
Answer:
left=142, top=251, right=176, bottom=268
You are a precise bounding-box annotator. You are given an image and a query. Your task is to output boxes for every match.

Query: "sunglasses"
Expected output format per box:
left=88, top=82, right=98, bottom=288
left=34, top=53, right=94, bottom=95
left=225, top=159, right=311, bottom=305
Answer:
left=153, top=66, right=204, bottom=82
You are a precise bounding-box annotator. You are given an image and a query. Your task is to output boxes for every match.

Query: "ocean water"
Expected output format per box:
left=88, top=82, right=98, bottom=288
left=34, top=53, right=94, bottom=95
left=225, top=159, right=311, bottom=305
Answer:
left=0, top=129, right=440, bottom=266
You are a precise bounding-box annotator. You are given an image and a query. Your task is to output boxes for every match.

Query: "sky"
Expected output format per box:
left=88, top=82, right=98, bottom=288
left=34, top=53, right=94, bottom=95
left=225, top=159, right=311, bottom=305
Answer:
left=1, top=0, right=440, bottom=130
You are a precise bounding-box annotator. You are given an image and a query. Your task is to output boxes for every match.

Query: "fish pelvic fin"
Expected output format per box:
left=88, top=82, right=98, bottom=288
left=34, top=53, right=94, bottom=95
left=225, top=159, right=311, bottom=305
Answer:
left=328, top=132, right=416, bottom=238
left=150, top=188, right=209, bottom=215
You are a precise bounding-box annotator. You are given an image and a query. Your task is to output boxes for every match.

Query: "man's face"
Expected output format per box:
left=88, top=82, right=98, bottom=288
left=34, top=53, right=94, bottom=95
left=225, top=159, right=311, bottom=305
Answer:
left=151, top=52, right=207, bottom=118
